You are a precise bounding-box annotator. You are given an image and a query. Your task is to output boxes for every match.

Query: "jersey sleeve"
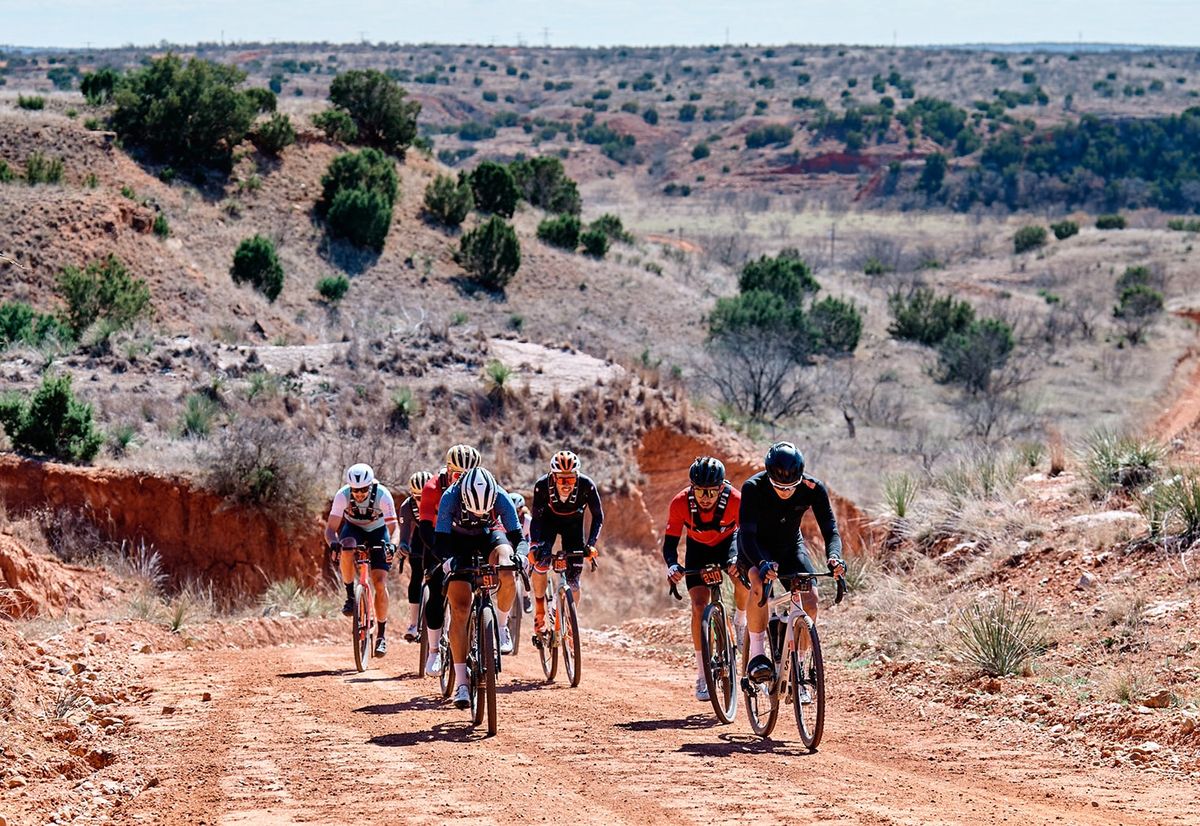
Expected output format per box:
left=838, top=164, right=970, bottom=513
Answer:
left=737, top=477, right=768, bottom=565
left=584, top=477, right=604, bottom=547
left=529, top=477, right=549, bottom=543
left=398, top=498, right=415, bottom=549
left=726, top=486, right=742, bottom=526
left=663, top=490, right=689, bottom=538
left=419, top=476, right=442, bottom=524
left=328, top=489, right=348, bottom=520
left=435, top=485, right=457, bottom=534
left=808, top=479, right=843, bottom=560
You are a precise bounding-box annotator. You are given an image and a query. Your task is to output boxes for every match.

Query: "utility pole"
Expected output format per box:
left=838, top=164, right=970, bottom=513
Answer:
left=542, top=27, right=550, bottom=48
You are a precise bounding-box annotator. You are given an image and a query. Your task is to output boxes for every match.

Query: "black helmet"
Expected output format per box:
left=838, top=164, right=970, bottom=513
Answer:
left=764, top=442, right=804, bottom=486
left=689, top=456, right=726, bottom=488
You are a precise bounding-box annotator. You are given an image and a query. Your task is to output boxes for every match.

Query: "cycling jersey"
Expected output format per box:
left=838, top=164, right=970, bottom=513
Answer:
left=328, top=483, right=399, bottom=541
left=434, top=479, right=528, bottom=561
left=662, top=482, right=741, bottom=567
left=398, top=495, right=429, bottom=557
left=736, top=471, right=842, bottom=572
left=418, top=468, right=454, bottom=554
left=529, top=473, right=604, bottom=548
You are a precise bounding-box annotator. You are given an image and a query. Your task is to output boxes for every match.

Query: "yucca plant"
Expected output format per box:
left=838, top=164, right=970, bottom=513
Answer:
left=955, top=593, right=1048, bottom=677
left=1083, top=429, right=1163, bottom=497
left=882, top=472, right=920, bottom=519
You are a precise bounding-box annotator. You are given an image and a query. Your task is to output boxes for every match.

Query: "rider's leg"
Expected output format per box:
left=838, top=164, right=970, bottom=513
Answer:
left=490, top=543, right=516, bottom=616
left=447, top=578, right=472, bottom=688
left=745, top=564, right=770, bottom=658
left=424, top=565, right=446, bottom=653
left=688, top=585, right=708, bottom=678
left=370, top=569, right=389, bottom=632
left=531, top=533, right=554, bottom=630
left=406, top=553, right=422, bottom=628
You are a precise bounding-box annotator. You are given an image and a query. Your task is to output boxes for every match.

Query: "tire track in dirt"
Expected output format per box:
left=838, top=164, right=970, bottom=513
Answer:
left=114, top=638, right=1197, bottom=826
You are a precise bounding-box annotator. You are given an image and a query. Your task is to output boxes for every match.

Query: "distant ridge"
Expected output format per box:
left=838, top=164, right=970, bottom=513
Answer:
left=938, top=42, right=1193, bottom=53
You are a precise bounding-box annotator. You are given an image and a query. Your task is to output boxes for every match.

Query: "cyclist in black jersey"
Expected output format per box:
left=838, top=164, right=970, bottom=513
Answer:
left=738, top=442, right=846, bottom=686
left=398, top=470, right=434, bottom=643
left=528, top=450, right=603, bottom=633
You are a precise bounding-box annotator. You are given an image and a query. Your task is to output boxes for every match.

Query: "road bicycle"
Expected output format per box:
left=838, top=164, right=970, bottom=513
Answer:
left=416, top=563, right=437, bottom=678
left=668, top=563, right=748, bottom=724
left=339, top=540, right=392, bottom=673
left=741, top=570, right=845, bottom=749
left=453, top=552, right=522, bottom=735
left=506, top=563, right=532, bottom=657
left=532, top=549, right=597, bottom=687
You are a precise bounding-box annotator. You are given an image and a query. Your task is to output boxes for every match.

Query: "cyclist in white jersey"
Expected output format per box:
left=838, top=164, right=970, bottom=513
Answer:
left=325, top=463, right=400, bottom=658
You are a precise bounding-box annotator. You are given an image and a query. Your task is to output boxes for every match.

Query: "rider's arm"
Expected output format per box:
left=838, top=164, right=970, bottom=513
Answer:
left=433, top=487, right=457, bottom=560
left=737, top=478, right=769, bottom=565
left=379, top=489, right=400, bottom=546
left=324, top=491, right=347, bottom=546
left=398, top=498, right=415, bottom=553
left=661, top=491, right=688, bottom=567
left=808, top=478, right=844, bottom=562
left=493, top=486, right=529, bottom=558
left=584, top=477, right=604, bottom=548
left=528, top=477, right=548, bottom=544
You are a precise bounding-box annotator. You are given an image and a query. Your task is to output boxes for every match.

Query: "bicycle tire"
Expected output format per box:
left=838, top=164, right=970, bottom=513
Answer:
left=508, top=578, right=523, bottom=657
left=538, top=596, right=558, bottom=682
left=352, top=581, right=370, bottom=673
left=417, top=583, right=430, bottom=678
left=468, top=605, right=484, bottom=726
left=792, top=618, right=826, bottom=751
left=742, top=627, right=780, bottom=737
left=561, top=586, right=582, bottom=688
left=701, top=603, right=737, bottom=724
left=438, top=599, right=453, bottom=699
left=482, top=605, right=498, bottom=735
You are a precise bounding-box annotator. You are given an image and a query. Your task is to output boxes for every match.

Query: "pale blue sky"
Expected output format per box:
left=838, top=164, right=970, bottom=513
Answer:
left=2, top=0, right=1198, bottom=49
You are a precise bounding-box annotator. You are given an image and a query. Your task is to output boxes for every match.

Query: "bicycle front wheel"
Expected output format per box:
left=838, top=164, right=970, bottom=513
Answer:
left=538, top=598, right=558, bottom=682
left=700, top=603, right=737, bottom=724
left=468, top=606, right=484, bottom=726
left=417, top=583, right=430, bottom=678
left=507, top=579, right=523, bottom=657
left=742, top=628, right=779, bottom=737
left=792, top=619, right=826, bottom=751
left=561, top=586, right=582, bottom=688
left=482, top=605, right=498, bottom=735
left=438, top=599, right=453, bottom=699
left=352, top=582, right=371, bottom=673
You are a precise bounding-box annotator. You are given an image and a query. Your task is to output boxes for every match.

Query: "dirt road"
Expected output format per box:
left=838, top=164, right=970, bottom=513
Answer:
left=109, top=634, right=1196, bottom=826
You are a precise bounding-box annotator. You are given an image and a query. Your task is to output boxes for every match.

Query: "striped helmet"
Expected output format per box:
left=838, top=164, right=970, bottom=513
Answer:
left=550, top=450, right=580, bottom=475
left=408, top=470, right=434, bottom=498
left=345, top=463, right=375, bottom=490
left=446, top=444, right=481, bottom=474
left=460, top=468, right=498, bottom=516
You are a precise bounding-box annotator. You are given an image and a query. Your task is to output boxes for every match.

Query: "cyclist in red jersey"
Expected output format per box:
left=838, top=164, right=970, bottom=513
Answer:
left=663, top=457, right=748, bottom=701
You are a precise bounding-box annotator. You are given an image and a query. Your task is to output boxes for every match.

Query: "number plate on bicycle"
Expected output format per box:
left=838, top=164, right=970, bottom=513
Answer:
left=553, top=557, right=568, bottom=572
left=702, top=568, right=723, bottom=585
left=481, top=572, right=498, bottom=589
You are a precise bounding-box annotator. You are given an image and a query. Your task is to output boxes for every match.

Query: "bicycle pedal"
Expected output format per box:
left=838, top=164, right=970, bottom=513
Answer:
left=531, top=635, right=543, bottom=650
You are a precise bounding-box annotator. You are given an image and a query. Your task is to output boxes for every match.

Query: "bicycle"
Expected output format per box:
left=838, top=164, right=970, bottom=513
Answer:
left=416, top=563, right=435, bottom=679
left=337, top=540, right=392, bottom=673
left=452, top=552, right=522, bottom=735
left=668, top=563, right=748, bottom=724
left=532, top=549, right=597, bottom=688
left=741, top=570, right=846, bottom=749
left=506, top=563, right=532, bottom=657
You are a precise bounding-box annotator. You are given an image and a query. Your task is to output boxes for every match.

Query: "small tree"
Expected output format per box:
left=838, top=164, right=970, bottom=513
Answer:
left=317, top=149, right=398, bottom=251
left=918, top=152, right=946, bottom=196
left=423, top=173, right=474, bottom=228
left=316, top=275, right=350, bottom=302
left=457, top=216, right=521, bottom=290
left=312, top=109, right=358, bottom=142
left=537, top=214, right=581, bottom=250
left=469, top=160, right=519, bottom=217
left=888, top=288, right=975, bottom=346
left=580, top=227, right=609, bottom=258
left=1113, top=285, right=1164, bottom=344
left=0, top=302, right=70, bottom=347
left=509, top=156, right=581, bottom=214
left=0, top=373, right=102, bottom=463
left=243, top=87, right=277, bottom=113
left=231, top=235, right=285, bottom=301
left=1095, top=214, right=1127, bottom=230
left=328, top=69, right=421, bottom=158
left=326, top=188, right=393, bottom=251
left=80, top=67, right=119, bottom=105
left=588, top=213, right=634, bottom=244
left=251, top=112, right=296, bottom=157
left=56, top=255, right=151, bottom=340
left=936, top=318, right=1014, bottom=393
left=739, top=252, right=820, bottom=301
left=1050, top=219, right=1079, bottom=240
left=808, top=296, right=863, bottom=355
left=1013, top=225, right=1047, bottom=254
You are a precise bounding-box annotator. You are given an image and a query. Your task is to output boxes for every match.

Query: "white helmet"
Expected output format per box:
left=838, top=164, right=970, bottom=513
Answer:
left=550, top=450, right=579, bottom=475
left=345, top=463, right=375, bottom=489
left=460, top=467, right=497, bottom=516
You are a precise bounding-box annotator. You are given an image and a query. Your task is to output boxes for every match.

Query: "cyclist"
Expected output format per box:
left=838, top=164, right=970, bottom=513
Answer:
left=663, top=456, right=747, bottom=701
left=510, top=492, right=533, bottom=613
left=528, top=450, right=604, bottom=636
left=436, top=467, right=528, bottom=709
left=737, top=442, right=846, bottom=691
left=398, top=470, right=435, bottom=643
left=324, top=463, right=400, bottom=658
left=416, top=444, right=482, bottom=677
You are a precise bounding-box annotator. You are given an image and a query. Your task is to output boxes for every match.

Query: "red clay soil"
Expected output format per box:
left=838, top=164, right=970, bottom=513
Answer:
left=0, top=455, right=325, bottom=597
left=0, top=535, right=121, bottom=619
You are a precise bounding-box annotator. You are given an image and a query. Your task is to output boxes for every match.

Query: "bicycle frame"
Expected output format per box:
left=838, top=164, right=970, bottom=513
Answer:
left=535, top=549, right=596, bottom=687
left=669, top=564, right=747, bottom=723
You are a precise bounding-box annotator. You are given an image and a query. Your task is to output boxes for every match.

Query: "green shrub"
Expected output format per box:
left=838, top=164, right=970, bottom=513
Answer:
left=1113, top=284, right=1164, bottom=344
left=588, top=213, right=634, bottom=244
left=744, top=124, right=793, bottom=148
left=678, top=103, right=698, bottom=122
left=955, top=594, right=1048, bottom=677
left=0, top=373, right=102, bottom=463
left=1115, top=265, right=1155, bottom=293
left=202, top=418, right=320, bottom=530
left=1050, top=219, right=1079, bottom=240
left=887, top=287, right=975, bottom=346
left=327, top=69, right=421, bottom=157
left=537, top=214, right=581, bottom=250
left=1095, top=213, right=1127, bottom=230
left=508, top=156, right=581, bottom=214
left=642, top=108, right=659, bottom=125
left=807, top=296, right=863, bottom=355
left=80, top=68, right=119, bottom=104
left=17, top=95, right=45, bottom=111
left=918, top=153, right=946, bottom=195
left=327, top=188, right=392, bottom=252
left=1013, top=224, right=1047, bottom=254
left=1167, top=218, right=1200, bottom=232
left=251, top=112, right=296, bottom=156
left=936, top=318, right=1014, bottom=393
left=1084, top=430, right=1163, bottom=496
left=152, top=213, right=170, bottom=238
left=110, top=54, right=257, bottom=170
left=56, top=254, right=151, bottom=340
left=739, top=251, right=819, bottom=301
left=230, top=235, right=285, bottom=301
left=469, top=160, right=519, bottom=217
left=863, top=257, right=887, bottom=276
left=0, top=161, right=13, bottom=183
left=179, top=393, right=219, bottom=438
left=422, top=173, right=474, bottom=228
left=0, top=301, right=71, bottom=348
left=316, top=275, right=350, bottom=302
left=24, top=151, right=64, bottom=185
left=692, top=143, right=711, bottom=160
left=317, top=149, right=397, bottom=251
left=457, top=216, right=521, bottom=291
left=312, top=109, right=359, bottom=142
left=243, top=87, right=277, bottom=113
left=580, top=227, right=610, bottom=258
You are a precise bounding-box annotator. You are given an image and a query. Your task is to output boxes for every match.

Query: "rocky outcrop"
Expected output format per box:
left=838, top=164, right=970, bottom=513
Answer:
left=0, top=535, right=119, bottom=618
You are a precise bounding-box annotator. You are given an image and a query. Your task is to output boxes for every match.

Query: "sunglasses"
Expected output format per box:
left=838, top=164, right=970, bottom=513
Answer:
left=770, top=479, right=801, bottom=491
left=553, top=474, right=578, bottom=483
left=693, top=486, right=721, bottom=497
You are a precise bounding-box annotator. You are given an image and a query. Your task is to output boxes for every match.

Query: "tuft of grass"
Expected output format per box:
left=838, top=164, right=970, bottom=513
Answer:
left=179, top=393, right=219, bottom=438
left=108, top=423, right=139, bottom=457
left=259, top=578, right=337, bottom=618
left=936, top=449, right=1022, bottom=506
left=1111, top=670, right=1151, bottom=705
left=152, top=213, right=170, bottom=239
left=882, top=472, right=920, bottom=518
left=483, top=359, right=513, bottom=395
left=1084, top=430, right=1163, bottom=498
left=954, top=593, right=1048, bottom=677
left=24, top=151, right=64, bottom=185
left=389, top=387, right=417, bottom=430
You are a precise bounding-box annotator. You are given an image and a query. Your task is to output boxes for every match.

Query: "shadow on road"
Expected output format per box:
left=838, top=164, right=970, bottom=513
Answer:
left=677, top=733, right=814, bottom=758
left=355, top=694, right=447, bottom=714
left=495, top=678, right=548, bottom=695
left=278, top=669, right=349, bottom=679
left=614, top=713, right=721, bottom=732
left=369, top=721, right=486, bottom=745
left=346, top=672, right=421, bottom=685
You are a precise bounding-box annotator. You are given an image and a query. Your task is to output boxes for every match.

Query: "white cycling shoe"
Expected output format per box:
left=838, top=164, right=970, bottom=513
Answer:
left=499, top=626, right=514, bottom=655
left=425, top=651, right=442, bottom=677
left=452, top=684, right=470, bottom=710
left=795, top=683, right=813, bottom=705
left=695, top=676, right=710, bottom=702
left=404, top=624, right=419, bottom=642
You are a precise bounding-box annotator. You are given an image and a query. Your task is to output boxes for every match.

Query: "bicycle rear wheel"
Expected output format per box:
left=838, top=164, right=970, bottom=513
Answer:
left=482, top=605, right=498, bottom=735
left=742, top=628, right=779, bottom=737
left=417, top=583, right=430, bottom=678
left=560, top=586, right=582, bottom=688
left=438, top=599, right=453, bottom=699
left=700, top=603, right=737, bottom=724
left=352, top=582, right=371, bottom=673
left=792, top=619, right=826, bottom=751
left=538, top=597, right=558, bottom=682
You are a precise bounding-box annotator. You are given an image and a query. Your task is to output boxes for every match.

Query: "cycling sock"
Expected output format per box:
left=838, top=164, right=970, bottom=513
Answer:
left=733, top=608, right=747, bottom=628
left=344, top=583, right=354, bottom=600
left=535, top=597, right=546, bottom=620
left=749, top=631, right=767, bottom=658
left=408, top=603, right=419, bottom=625
left=377, top=621, right=386, bottom=639
left=497, top=609, right=510, bottom=630
left=695, top=649, right=705, bottom=678
left=454, top=663, right=468, bottom=686
left=427, top=628, right=442, bottom=651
